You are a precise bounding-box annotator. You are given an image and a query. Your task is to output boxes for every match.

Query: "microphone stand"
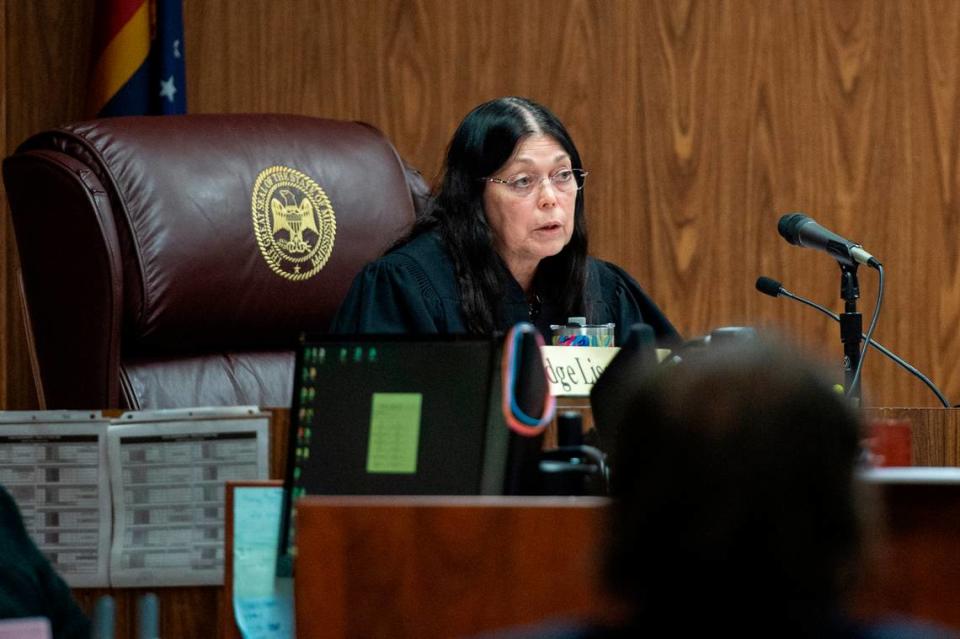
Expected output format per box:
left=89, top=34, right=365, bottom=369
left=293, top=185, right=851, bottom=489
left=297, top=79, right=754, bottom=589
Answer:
left=839, top=263, right=863, bottom=404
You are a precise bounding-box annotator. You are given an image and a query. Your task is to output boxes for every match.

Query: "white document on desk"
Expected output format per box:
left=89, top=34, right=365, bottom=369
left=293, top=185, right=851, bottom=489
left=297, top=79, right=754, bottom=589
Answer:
left=0, top=412, right=111, bottom=588
left=107, top=407, right=269, bottom=587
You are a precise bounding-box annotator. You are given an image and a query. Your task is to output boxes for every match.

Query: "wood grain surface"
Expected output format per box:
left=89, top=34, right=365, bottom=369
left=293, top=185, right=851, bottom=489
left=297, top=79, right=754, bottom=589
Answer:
left=4, top=0, right=960, bottom=409
left=294, top=497, right=608, bottom=639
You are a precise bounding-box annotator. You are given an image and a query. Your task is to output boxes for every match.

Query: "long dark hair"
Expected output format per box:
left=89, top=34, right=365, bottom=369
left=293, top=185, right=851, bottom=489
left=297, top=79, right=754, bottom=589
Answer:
left=400, top=96, right=588, bottom=333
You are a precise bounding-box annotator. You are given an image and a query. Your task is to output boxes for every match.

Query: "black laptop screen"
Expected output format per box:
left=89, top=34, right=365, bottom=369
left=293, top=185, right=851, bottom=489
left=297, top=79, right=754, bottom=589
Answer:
left=278, top=335, right=508, bottom=567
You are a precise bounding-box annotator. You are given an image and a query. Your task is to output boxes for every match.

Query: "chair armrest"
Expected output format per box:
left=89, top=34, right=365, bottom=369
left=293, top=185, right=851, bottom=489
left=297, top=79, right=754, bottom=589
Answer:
left=3, top=150, right=123, bottom=408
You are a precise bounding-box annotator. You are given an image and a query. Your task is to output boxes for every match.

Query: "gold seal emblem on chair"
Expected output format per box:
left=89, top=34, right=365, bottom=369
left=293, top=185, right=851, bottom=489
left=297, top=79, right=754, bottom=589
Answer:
left=251, top=166, right=337, bottom=281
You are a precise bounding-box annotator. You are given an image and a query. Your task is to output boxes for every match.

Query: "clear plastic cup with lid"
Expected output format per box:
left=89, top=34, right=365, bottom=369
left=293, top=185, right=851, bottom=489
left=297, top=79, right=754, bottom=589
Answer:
left=550, top=317, right=615, bottom=346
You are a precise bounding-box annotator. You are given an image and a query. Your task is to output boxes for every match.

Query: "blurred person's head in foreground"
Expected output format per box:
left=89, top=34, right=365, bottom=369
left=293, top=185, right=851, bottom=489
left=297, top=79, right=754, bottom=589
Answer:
left=605, top=338, right=870, bottom=635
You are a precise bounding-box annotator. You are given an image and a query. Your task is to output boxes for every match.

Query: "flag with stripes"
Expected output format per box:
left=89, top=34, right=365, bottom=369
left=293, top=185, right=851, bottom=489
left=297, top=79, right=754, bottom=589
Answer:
left=88, top=0, right=186, bottom=117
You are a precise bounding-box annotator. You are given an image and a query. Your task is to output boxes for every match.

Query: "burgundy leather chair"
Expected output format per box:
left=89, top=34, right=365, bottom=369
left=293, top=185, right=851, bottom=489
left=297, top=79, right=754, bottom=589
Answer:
left=3, top=115, right=428, bottom=409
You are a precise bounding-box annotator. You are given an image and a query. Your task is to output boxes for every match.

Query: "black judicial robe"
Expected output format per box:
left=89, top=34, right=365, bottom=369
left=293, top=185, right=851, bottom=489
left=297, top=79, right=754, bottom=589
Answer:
left=0, top=486, right=90, bottom=638
left=330, top=232, right=680, bottom=346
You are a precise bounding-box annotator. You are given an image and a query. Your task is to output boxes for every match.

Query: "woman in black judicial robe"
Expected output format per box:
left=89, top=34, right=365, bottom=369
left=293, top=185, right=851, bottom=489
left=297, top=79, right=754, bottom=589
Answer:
left=330, top=97, right=678, bottom=347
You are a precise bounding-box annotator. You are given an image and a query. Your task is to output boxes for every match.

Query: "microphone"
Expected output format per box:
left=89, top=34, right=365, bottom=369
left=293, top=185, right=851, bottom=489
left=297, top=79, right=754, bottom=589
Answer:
left=778, top=213, right=881, bottom=269
left=756, top=276, right=949, bottom=407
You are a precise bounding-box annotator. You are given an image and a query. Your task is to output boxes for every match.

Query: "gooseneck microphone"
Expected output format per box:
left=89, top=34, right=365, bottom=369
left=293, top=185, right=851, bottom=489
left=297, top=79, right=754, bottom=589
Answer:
left=778, top=213, right=881, bottom=269
left=756, top=276, right=950, bottom=407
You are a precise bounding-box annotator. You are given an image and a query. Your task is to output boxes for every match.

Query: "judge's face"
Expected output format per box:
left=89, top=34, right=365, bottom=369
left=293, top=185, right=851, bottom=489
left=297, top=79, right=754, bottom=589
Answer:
left=482, top=134, right=577, bottom=284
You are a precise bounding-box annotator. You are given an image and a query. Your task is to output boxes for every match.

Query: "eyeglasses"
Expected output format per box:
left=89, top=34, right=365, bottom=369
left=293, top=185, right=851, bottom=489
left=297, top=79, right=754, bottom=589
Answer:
left=480, top=168, right=589, bottom=197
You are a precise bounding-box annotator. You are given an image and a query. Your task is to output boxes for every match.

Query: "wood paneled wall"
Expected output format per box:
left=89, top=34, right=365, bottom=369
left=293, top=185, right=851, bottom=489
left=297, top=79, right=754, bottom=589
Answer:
left=2, top=1, right=95, bottom=409
left=3, top=0, right=960, bottom=408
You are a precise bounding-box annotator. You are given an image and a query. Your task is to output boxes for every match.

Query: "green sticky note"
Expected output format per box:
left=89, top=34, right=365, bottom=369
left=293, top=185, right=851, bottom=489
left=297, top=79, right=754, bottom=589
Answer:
left=366, top=393, right=422, bottom=474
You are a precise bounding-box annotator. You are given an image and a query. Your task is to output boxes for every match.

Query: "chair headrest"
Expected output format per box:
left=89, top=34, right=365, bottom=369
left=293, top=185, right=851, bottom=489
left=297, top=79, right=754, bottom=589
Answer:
left=19, top=114, right=419, bottom=351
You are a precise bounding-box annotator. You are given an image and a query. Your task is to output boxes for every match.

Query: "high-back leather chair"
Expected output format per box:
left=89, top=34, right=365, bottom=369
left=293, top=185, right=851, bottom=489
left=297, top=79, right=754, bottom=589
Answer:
left=3, top=115, right=428, bottom=409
